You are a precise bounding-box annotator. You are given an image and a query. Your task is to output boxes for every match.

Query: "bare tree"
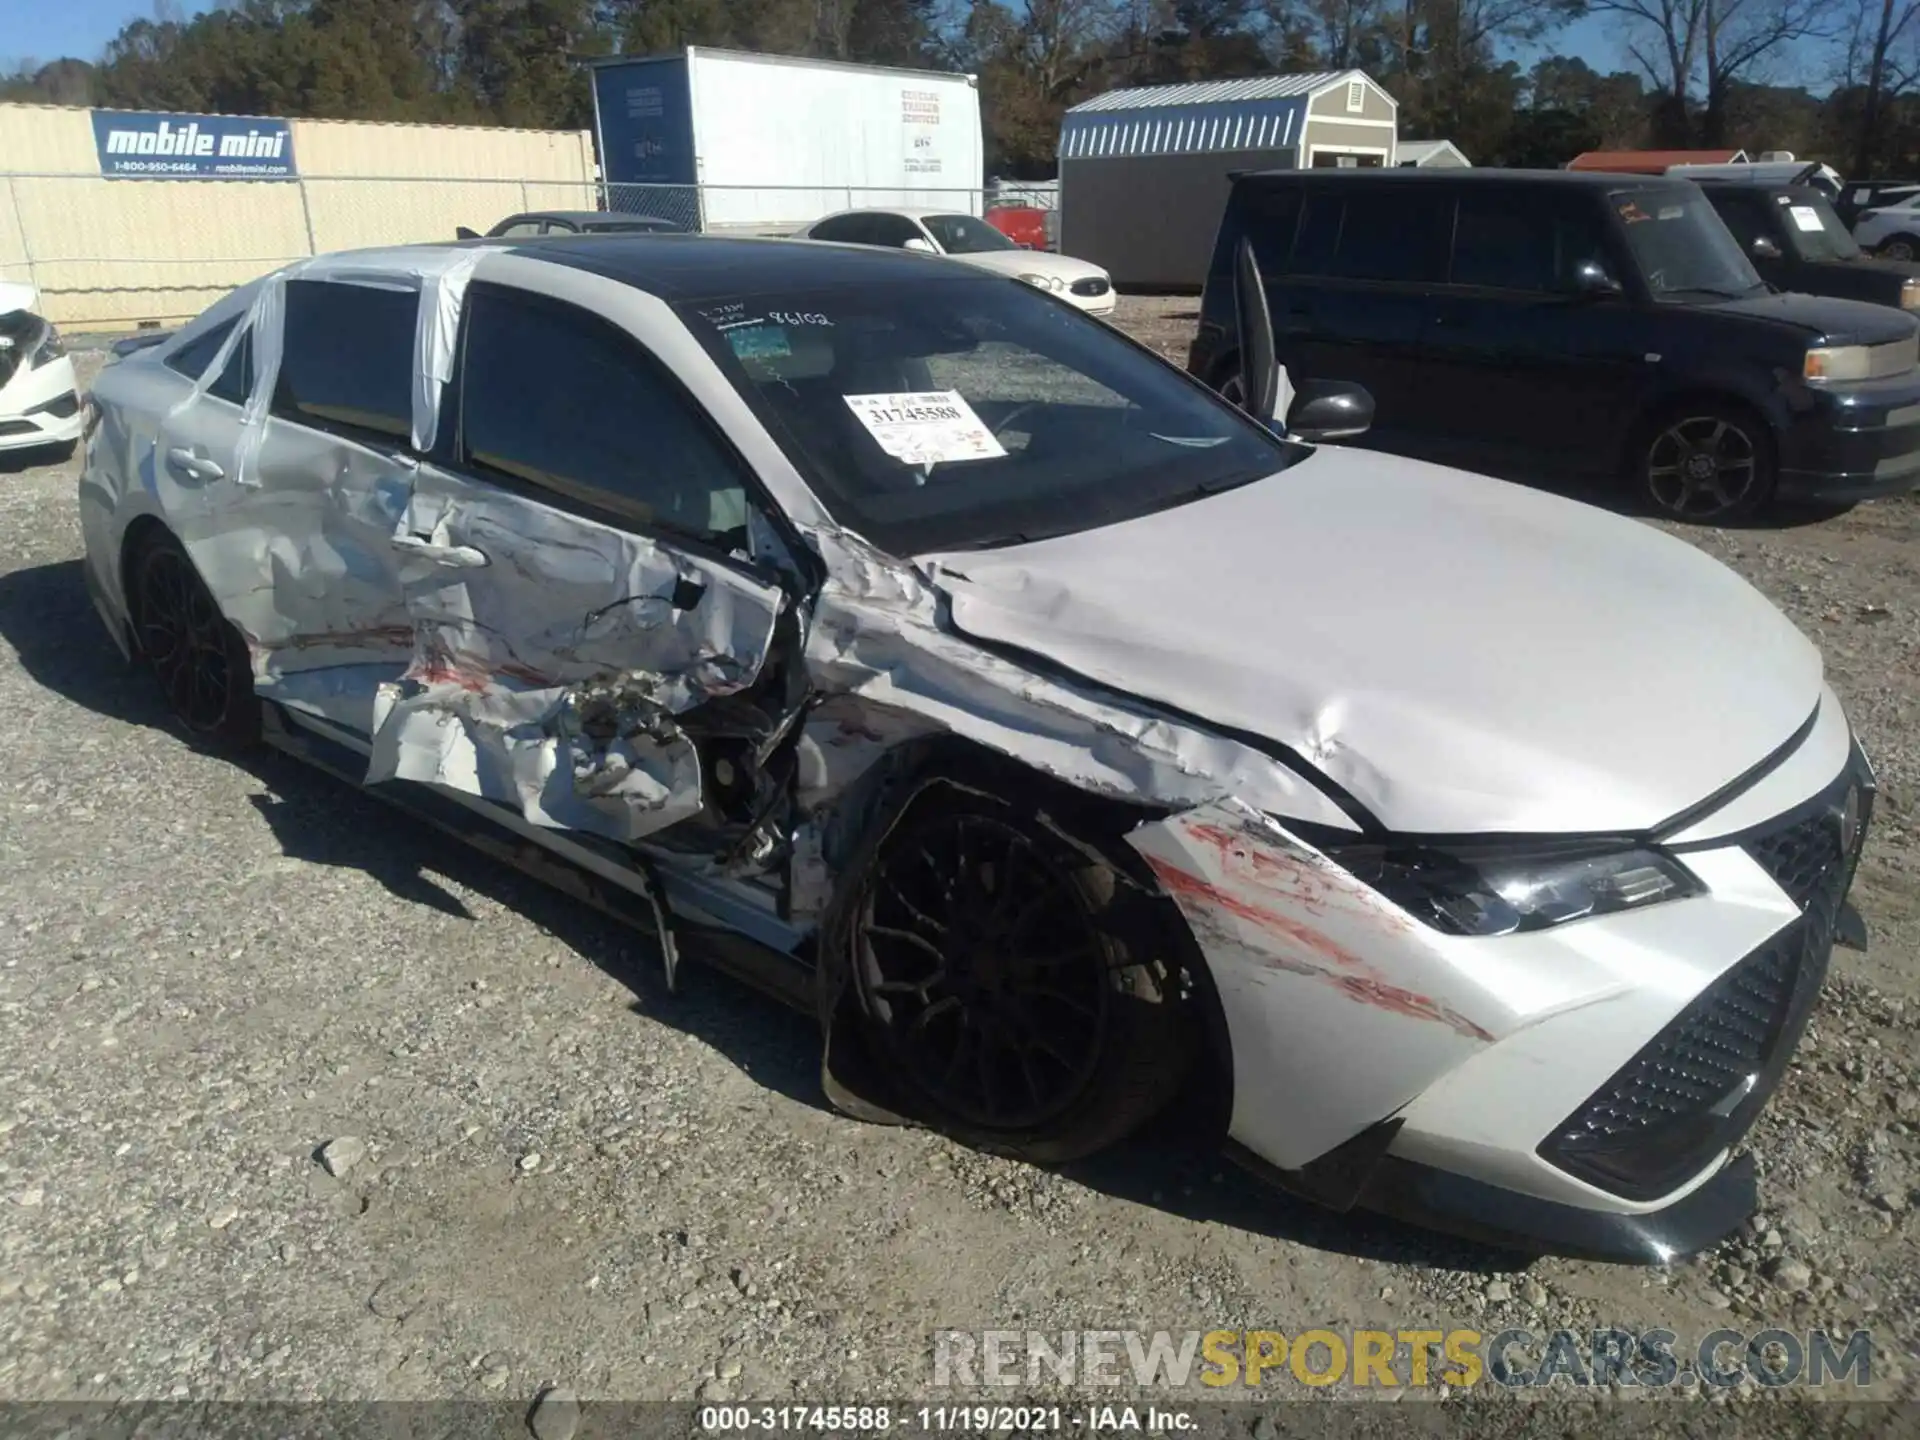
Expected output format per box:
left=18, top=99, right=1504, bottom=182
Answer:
left=1584, top=0, right=1831, bottom=144
left=1700, top=0, right=1834, bottom=143
left=1841, top=0, right=1920, bottom=171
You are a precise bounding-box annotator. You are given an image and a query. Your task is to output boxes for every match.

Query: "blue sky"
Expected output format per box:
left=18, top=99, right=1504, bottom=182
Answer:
left=6, top=0, right=215, bottom=66
left=2, top=0, right=1797, bottom=92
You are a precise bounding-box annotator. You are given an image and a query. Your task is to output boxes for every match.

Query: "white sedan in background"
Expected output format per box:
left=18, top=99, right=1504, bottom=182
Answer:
left=0, top=281, right=82, bottom=457
left=801, top=208, right=1117, bottom=315
left=1854, top=195, right=1920, bottom=260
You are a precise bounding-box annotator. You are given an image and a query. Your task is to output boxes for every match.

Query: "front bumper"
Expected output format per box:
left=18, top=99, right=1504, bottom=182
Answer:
left=1129, top=704, right=1872, bottom=1261
left=1776, top=369, right=1920, bottom=500
left=0, top=352, right=82, bottom=453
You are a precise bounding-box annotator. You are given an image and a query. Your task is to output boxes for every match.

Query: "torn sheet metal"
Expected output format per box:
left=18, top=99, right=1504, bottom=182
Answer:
left=801, top=526, right=1359, bottom=831
left=1126, top=799, right=1505, bottom=1169
left=365, top=460, right=786, bottom=845
left=368, top=672, right=704, bottom=842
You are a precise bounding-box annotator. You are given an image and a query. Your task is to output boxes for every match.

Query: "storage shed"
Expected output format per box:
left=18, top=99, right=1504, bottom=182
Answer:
left=1396, top=138, right=1469, bottom=168
left=1058, top=70, right=1397, bottom=289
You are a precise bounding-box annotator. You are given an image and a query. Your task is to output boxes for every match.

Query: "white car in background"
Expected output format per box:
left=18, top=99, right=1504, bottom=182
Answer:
left=801, top=208, right=1117, bottom=315
left=1852, top=195, right=1920, bottom=259
left=0, top=281, right=82, bottom=456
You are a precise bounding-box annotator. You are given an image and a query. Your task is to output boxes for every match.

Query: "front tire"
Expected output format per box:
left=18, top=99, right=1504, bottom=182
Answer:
left=1879, top=234, right=1920, bottom=262
left=847, top=790, right=1193, bottom=1164
left=1638, top=403, right=1777, bottom=522
left=128, top=530, right=259, bottom=744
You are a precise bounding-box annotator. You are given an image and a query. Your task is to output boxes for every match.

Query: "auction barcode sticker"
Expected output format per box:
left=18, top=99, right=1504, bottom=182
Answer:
left=844, top=390, right=1007, bottom=467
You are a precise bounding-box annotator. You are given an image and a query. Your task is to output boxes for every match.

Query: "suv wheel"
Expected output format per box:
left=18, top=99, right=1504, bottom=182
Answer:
left=1879, top=234, right=1920, bottom=261
left=1640, top=406, right=1776, bottom=523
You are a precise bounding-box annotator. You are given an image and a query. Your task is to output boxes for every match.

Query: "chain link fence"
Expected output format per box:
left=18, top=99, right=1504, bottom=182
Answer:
left=0, top=172, right=1065, bottom=329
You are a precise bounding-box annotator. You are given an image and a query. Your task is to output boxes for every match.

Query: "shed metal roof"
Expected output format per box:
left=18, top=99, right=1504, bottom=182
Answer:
left=1059, top=70, right=1389, bottom=161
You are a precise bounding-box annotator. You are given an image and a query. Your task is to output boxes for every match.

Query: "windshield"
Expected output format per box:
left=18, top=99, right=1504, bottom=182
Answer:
left=1778, top=192, right=1861, bottom=262
left=921, top=214, right=1017, bottom=255
left=1612, top=186, right=1767, bottom=301
left=678, top=276, right=1296, bottom=554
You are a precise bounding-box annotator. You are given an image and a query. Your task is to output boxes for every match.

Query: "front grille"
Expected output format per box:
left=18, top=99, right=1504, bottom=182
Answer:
left=1540, top=750, right=1872, bottom=1200
left=0, top=418, right=35, bottom=437
left=1071, top=277, right=1111, bottom=297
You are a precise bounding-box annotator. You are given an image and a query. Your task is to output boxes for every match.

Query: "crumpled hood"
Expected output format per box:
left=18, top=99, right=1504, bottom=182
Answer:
left=919, top=448, right=1824, bottom=835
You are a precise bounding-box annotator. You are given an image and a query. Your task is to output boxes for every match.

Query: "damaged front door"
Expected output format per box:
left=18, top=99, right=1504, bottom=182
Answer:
left=365, top=279, right=789, bottom=846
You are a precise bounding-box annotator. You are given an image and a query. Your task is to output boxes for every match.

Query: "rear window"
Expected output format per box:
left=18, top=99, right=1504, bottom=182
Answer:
left=273, top=280, right=418, bottom=442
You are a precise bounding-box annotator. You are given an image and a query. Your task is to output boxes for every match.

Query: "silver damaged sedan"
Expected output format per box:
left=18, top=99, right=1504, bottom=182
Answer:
left=78, top=233, right=1875, bottom=1261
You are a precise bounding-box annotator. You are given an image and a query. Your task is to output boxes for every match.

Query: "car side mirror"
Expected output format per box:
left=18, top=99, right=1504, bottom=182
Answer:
left=1287, top=379, right=1373, bottom=442
left=903, top=236, right=937, bottom=253
left=1751, top=236, right=1783, bottom=260
left=455, top=226, right=480, bottom=241
left=1570, top=259, right=1623, bottom=298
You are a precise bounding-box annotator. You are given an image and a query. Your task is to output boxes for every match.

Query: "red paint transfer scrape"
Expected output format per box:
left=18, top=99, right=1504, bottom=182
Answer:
left=1144, top=855, right=1492, bottom=1043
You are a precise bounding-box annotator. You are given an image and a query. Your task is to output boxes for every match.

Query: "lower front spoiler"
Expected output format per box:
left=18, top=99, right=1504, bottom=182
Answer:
left=1353, top=1153, right=1754, bottom=1265
left=1229, top=1136, right=1755, bottom=1265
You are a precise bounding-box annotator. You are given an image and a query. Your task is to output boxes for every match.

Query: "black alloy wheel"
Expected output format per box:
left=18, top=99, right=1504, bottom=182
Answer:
left=856, top=810, right=1110, bottom=1132
left=132, top=534, right=258, bottom=742
left=848, top=791, right=1194, bottom=1161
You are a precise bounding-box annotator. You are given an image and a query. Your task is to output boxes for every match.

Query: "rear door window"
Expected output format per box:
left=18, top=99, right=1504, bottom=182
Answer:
left=164, top=318, right=238, bottom=382
left=456, top=283, right=751, bottom=545
left=207, top=327, right=254, bottom=405
left=811, top=214, right=874, bottom=244
left=273, top=280, right=418, bottom=443
left=1292, top=188, right=1448, bottom=282
left=867, top=214, right=929, bottom=248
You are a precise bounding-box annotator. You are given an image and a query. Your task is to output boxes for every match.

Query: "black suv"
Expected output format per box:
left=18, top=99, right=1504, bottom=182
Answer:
left=1698, top=179, right=1920, bottom=311
left=1188, top=169, right=1920, bottom=520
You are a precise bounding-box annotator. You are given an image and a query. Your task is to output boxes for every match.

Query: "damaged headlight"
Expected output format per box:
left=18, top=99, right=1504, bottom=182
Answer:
left=31, top=320, right=64, bottom=368
left=1330, top=842, right=1703, bottom=938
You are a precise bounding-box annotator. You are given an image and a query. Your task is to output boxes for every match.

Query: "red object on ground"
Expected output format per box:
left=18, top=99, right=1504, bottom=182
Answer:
left=1565, top=149, right=1746, bottom=174
left=984, top=205, right=1049, bottom=250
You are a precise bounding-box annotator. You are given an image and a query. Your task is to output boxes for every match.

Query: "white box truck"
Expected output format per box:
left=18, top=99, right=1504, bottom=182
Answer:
left=589, top=48, right=984, bottom=234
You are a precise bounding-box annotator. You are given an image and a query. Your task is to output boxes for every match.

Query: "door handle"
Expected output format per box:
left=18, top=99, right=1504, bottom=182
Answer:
left=165, top=446, right=224, bottom=480
left=390, top=534, right=489, bottom=568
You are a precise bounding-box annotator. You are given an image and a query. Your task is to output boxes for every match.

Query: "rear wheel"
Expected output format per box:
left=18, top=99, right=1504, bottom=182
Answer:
left=1879, top=234, right=1920, bottom=262
left=1639, top=404, right=1776, bottom=522
left=129, top=530, right=259, bottom=744
left=848, top=791, right=1193, bottom=1163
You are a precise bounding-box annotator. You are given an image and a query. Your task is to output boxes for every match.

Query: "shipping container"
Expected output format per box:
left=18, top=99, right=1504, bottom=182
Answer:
left=590, top=48, right=984, bottom=233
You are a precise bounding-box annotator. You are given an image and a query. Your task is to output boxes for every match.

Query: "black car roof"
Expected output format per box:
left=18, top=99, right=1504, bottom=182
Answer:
left=1693, top=179, right=1826, bottom=201
left=1237, top=167, right=1691, bottom=192
left=525, top=210, right=669, bottom=225
left=510, top=232, right=977, bottom=299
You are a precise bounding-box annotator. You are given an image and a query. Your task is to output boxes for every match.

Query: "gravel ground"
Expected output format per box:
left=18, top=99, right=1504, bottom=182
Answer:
left=3, top=318, right=1919, bottom=1419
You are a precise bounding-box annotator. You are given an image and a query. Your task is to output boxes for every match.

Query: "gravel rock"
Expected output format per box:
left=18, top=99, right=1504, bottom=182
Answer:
left=1769, top=1258, right=1814, bottom=1291
left=319, top=1136, right=367, bottom=1178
